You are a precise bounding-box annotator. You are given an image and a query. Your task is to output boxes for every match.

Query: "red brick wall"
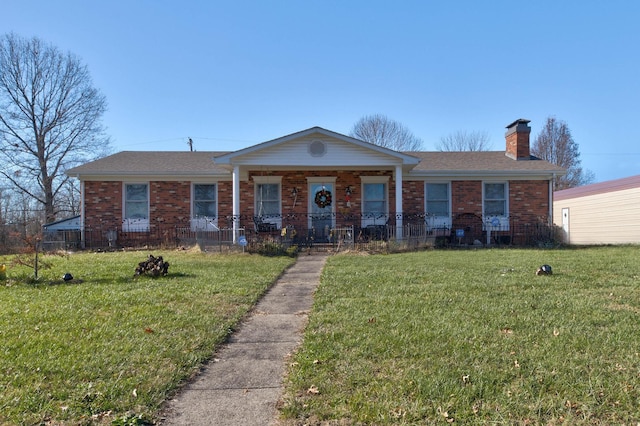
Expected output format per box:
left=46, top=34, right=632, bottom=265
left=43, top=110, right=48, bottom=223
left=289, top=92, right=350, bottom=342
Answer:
left=84, top=181, right=122, bottom=229
left=82, top=176, right=550, bottom=230
left=84, top=181, right=194, bottom=229
left=447, top=180, right=550, bottom=221
left=402, top=180, right=423, bottom=213
left=451, top=181, right=483, bottom=215
left=149, top=181, right=191, bottom=228
left=218, top=181, right=233, bottom=220
left=508, top=180, right=550, bottom=223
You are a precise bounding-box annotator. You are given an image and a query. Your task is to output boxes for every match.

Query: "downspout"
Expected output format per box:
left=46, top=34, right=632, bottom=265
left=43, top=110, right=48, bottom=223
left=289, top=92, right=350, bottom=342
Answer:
left=232, top=165, right=240, bottom=243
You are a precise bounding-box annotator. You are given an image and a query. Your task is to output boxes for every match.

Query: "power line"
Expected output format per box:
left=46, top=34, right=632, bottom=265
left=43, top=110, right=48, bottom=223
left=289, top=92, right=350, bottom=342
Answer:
left=115, top=135, right=259, bottom=149
left=582, top=152, right=640, bottom=156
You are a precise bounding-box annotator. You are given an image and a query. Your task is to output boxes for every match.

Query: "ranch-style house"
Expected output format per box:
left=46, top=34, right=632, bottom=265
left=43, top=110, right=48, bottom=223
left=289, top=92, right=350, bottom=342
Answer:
left=66, top=118, right=565, bottom=249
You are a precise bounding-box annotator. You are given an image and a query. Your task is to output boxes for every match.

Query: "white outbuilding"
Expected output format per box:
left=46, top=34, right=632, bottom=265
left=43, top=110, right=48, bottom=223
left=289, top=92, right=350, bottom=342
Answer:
left=553, top=175, right=640, bottom=245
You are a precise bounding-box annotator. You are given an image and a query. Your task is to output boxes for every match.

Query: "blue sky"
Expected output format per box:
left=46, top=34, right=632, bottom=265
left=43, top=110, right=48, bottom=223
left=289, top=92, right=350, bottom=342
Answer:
left=3, top=1, right=639, bottom=183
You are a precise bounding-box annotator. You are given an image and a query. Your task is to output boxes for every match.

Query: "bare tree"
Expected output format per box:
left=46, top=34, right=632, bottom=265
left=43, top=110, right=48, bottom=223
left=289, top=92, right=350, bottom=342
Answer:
left=350, top=114, right=423, bottom=151
left=436, top=130, right=492, bottom=151
left=56, top=179, right=81, bottom=217
left=531, top=116, right=594, bottom=190
left=0, top=33, right=110, bottom=224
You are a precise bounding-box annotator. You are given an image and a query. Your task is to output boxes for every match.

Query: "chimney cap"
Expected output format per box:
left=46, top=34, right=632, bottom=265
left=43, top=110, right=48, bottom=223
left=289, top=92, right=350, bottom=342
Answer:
left=506, top=118, right=531, bottom=129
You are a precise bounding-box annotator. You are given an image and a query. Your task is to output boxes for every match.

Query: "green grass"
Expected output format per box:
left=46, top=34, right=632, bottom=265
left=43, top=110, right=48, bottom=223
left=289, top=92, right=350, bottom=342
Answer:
left=281, top=247, right=640, bottom=425
left=3, top=247, right=640, bottom=425
left=0, top=250, right=294, bottom=425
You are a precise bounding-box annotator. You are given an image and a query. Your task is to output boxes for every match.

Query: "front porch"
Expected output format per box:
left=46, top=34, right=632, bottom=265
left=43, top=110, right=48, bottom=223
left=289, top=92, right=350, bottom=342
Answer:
left=71, top=213, right=559, bottom=252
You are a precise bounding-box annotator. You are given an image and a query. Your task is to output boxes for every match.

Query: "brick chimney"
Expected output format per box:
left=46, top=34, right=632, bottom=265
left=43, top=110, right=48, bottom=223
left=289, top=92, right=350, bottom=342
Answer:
left=505, top=119, right=531, bottom=160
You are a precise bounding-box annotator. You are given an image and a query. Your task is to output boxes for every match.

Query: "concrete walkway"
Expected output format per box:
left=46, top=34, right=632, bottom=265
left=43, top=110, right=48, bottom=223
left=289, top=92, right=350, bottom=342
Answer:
left=161, top=253, right=329, bottom=425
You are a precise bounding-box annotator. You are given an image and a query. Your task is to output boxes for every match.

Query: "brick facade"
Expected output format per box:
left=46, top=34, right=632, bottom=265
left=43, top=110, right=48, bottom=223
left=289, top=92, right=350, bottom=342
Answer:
left=149, top=181, right=191, bottom=227
left=82, top=176, right=550, bottom=231
left=72, top=122, right=560, bottom=247
left=84, top=181, right=122, bottom=230
left=508, top=180, right=550, bottom=223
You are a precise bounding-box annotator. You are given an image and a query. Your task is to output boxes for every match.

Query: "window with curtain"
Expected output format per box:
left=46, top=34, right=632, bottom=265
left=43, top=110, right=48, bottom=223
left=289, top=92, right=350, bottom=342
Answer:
left=256, top=183, right=280, bottom=219
left=194, top=184, right=217, bottom=217
left=426, top=183, right=449, bottom=217
left=362, top=182, right=387, bottom=226
left=484, top=182, right=507, bottom=216
left=426, top=182, right=451, bottom=233
left=124, top=183, right=149, bottom=231
left=192, top=184, right=218, bottom=230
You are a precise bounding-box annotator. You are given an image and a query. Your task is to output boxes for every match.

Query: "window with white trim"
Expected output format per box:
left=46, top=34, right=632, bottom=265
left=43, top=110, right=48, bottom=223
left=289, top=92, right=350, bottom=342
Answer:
left=361, top=176, right=389, bottom=227
left=123, top=183, right=149, bottom=231
left=254, top=176, right=282, bottom=230
left=483, top=182, right=509, bottom=228
left=191, top=183, right=218, bottom=231
left=425, top=182, right=451, bottom=231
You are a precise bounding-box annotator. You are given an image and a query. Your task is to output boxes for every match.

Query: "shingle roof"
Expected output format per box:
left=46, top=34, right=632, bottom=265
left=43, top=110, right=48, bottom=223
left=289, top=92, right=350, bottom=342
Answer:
left=405, top=151, right=565, bottom=174
left=66, top=149, right=564, bottom=178
left=66, top=151, right=231, bottom=176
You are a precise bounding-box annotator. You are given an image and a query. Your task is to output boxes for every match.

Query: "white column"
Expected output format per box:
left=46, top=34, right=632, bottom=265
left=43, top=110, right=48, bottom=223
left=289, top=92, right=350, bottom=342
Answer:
left=395, top=165, right=403, bottom=239
left=232, top=165, right=240, bottom=243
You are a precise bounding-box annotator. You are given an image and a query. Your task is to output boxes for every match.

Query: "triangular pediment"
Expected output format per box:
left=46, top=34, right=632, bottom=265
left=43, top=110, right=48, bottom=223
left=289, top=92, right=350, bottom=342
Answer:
left=214, top=127, right=419, bottom=169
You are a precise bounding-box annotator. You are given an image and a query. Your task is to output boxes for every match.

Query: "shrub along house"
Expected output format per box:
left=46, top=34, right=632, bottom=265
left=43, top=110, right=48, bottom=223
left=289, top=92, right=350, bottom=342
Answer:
left=66, top=119, right=565, bottom=248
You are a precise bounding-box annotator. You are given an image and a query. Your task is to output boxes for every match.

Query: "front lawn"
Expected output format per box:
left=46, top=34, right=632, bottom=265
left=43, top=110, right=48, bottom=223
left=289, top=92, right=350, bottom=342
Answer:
left=280, top=247, right=640, bottom=424
left=0, top=250, right=294, bottom=425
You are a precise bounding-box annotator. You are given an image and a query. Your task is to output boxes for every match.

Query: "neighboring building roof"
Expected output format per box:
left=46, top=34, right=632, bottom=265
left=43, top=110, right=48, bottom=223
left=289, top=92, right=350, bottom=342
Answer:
left=43, top=215, right=81, bottom=231
left=554, top=174, right=640, bottom=201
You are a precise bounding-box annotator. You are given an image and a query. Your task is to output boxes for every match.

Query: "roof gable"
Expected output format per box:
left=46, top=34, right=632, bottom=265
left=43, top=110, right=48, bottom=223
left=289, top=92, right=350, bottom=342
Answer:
left=213, top=127, right=420, bottom=168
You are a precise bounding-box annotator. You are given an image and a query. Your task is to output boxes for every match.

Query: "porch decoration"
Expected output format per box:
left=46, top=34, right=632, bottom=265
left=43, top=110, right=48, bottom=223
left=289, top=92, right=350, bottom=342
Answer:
left=315, top=188, right=332, bottom=208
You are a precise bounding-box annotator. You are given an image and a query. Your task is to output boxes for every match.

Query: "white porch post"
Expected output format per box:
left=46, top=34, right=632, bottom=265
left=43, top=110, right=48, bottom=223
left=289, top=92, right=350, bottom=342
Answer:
left=232, top=165, right=240, bottom=243
left=395, top=165, right=403, bottom=240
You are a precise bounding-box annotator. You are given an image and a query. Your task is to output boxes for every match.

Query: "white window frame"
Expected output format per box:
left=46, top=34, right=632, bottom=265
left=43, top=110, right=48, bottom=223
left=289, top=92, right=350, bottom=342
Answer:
left=425, top=181, right=451, bottom=232
left=483, top=181, right=509, bottom=229
left=191, top=183, right=219, bottom=231
left=123, top=182, right=150, bottom=232
left=360, top=176, right=389, bottom=228
left=253, top=176, right=282, bottom=229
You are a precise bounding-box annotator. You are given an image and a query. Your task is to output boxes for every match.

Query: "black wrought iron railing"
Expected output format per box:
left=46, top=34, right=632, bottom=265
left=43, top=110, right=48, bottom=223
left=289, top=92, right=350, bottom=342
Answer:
left=55, top=213, right=560, bottom=252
